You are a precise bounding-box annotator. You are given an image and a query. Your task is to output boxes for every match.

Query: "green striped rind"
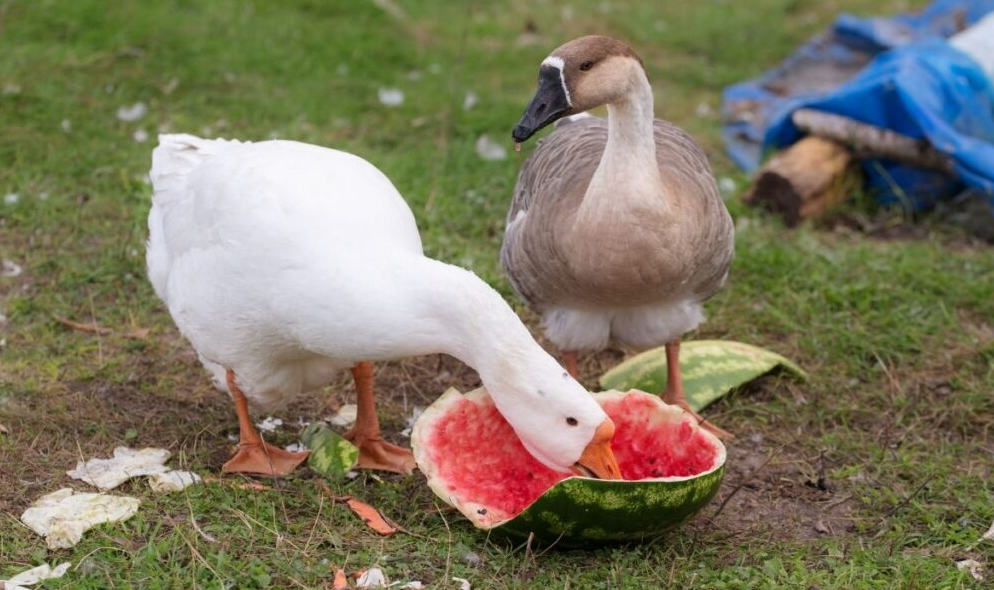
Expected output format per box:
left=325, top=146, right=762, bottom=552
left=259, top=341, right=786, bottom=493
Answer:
left=600, top=340, right=806, bottom=412
left=493, top=464, right=725, bottom=546
left=301, top=423, right=358, bottom=480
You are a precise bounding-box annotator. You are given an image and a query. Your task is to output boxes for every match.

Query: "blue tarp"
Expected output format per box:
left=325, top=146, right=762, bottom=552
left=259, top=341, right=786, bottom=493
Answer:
left=722, top=0, right=994, bottom=211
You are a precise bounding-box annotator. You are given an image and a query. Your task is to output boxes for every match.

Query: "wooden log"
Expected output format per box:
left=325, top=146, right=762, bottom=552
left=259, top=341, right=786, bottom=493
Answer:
left=791, top=109, right=956, bottom=175
left=743, top=136, right=859, bottom=227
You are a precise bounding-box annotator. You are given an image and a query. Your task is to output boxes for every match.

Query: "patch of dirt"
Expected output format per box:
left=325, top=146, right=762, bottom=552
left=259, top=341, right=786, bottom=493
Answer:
left=698, top=436, right=858, bottom=543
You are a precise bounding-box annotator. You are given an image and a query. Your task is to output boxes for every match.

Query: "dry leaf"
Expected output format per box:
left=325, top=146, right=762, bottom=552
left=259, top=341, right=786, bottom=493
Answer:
left=332, top=567, right=350, bottom=590
left=344, top=497, right=400, bottom=535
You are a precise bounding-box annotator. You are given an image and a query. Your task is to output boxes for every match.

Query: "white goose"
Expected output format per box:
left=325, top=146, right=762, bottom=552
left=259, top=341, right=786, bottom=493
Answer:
left=146, top=134, right=621, bottom=479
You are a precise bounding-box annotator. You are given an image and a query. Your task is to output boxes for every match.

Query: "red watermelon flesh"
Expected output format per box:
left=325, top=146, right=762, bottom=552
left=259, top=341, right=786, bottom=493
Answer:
left=422, top=390, right=721, bottom=522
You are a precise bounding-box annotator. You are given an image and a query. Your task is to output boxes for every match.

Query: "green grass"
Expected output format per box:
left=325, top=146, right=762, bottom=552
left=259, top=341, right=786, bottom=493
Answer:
left=2, top=0, right=993, bottom=588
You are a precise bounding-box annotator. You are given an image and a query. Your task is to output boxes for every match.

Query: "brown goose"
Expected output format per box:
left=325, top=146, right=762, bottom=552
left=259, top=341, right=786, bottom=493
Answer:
left=503, top=36, right=735, bottom=437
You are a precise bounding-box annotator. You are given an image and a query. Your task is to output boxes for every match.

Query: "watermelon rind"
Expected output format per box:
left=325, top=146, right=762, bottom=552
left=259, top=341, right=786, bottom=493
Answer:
left=599, top=340, right=806, bottom=412
left=301, top=423, right=359, bottom=480
left=412, top=388, right=726, bottom=546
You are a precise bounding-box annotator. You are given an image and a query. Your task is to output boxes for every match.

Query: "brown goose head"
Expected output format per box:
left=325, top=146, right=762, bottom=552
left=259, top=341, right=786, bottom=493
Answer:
left=512, top=35, right=647, bottom=142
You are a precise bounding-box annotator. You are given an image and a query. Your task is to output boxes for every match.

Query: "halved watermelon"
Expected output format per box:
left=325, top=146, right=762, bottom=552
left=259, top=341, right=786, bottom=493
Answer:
left=412, top=388, right=725, bottom=546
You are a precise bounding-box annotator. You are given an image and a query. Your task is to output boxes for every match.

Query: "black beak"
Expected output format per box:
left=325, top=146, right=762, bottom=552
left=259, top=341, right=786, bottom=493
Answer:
left=512, top=66, right=572, bottom=143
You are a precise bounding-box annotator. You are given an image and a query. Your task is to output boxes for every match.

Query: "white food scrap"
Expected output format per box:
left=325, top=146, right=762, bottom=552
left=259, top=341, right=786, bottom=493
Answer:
left=21, top=488, right=139, bottom=549
left=66, top=447, right=171, bottom=490
left=147, top=470, right=202, bottom=494
left=328, top=404, right=358, bottom=428
left=1, top=562, right=71, bottom=590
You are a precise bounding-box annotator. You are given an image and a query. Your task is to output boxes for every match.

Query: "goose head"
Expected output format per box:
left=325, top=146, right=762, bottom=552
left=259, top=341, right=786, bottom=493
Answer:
left=480, top=347, right=622, bottom=479
left=512, top=35, right=646, bottom=142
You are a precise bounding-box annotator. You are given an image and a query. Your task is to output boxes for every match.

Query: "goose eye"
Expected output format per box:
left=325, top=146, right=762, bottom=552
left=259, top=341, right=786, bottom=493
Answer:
left=566, top=417, right=578, bottom=426
left=580, top=61, right=594, bottom=71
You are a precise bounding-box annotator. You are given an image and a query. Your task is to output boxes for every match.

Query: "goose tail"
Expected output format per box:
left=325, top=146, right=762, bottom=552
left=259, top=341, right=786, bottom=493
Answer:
left=149, top=134, right=244, bottom=204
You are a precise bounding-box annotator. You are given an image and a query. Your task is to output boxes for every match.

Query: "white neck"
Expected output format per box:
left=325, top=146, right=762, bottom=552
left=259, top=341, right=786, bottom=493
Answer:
left=388, top=257, right=577, bottom=412
left=578, top=69, right=663, bottom=219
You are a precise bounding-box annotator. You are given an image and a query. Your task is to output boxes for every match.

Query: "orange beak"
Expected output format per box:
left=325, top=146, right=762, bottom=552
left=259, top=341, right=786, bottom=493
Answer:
left=573, top=419, right=622, bottom=480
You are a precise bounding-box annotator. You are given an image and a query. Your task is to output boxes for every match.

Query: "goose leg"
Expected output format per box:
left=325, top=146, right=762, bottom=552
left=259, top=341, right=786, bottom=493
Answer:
left=661, top=340, right=733, bottom=440
left=222, top=370, right=310, bottom=476
left=343, top=362, right=416, bottom=474
left=563, top=350, right=580, bottom=379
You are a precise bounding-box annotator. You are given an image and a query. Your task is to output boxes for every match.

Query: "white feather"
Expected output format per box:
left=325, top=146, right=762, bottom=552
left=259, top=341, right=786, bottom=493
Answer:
left=543, top=300, right=704, bottom=352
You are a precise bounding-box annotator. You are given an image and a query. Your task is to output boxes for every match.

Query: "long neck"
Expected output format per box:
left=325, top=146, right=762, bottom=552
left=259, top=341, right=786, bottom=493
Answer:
left=577, top=70, right=663, bottom=220
left=395, top=257, right=567, bottom=398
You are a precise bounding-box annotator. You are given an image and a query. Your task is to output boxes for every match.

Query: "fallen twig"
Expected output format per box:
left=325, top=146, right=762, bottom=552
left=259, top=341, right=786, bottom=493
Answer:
left=885, top=474, right=935, bottom=517
left=53, top=315, right=149, bottom=339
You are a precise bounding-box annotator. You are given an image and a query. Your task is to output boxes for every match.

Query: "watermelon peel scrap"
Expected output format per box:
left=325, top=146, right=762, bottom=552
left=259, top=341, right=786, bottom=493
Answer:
left=412, top=387, right=726, bottom=547
left=600, top=340, right=806, bottom=412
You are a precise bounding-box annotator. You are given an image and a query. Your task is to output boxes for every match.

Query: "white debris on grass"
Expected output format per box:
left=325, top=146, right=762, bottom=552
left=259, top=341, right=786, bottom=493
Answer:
left=355, top=567, right=388, bottom=588
left=162, top=77, right=180, bottom=95
left=452, top=577, right=471, bottom=590
left=255, top=416, right=283, bottom=433
left=66, top=447, right=171, bottom=490
left=1, top=259, right=23, bottom=278
left=1, top=562, right=71, bottom=590
left=328, top=404, right=358, bottom=428
left=956, top=559, right=985, bottom=581
left=284, top=442, right=307, bottom=453
left=1, top=83, right=22, bottom=96
left=148, top=470, right=202, bottom=494
left=463, top=91, right=479, bottom=111
left=116, top=102, right=148, bottom=122
left=133, top=128, right=149, bottom=143
left=399, top=406, right=425, bottom=438
left=982, top=518, right=994, bottom=541
left=60, top=119, right=72, bottom=133
left=4, top=193, right=19, bottom=205
left=21, top=488, right=140, bottom=549
left=475, top=135, right=507, bottom=161
left=718, top=177, right=737, bottom=198
left=397, top=582, right=423, bottom=590
left=378, top=88, right=405, bottom=107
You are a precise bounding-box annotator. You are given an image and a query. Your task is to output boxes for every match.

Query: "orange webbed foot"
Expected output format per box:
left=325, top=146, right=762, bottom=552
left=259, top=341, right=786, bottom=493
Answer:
left=222, top=442, right=310, bottom=477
